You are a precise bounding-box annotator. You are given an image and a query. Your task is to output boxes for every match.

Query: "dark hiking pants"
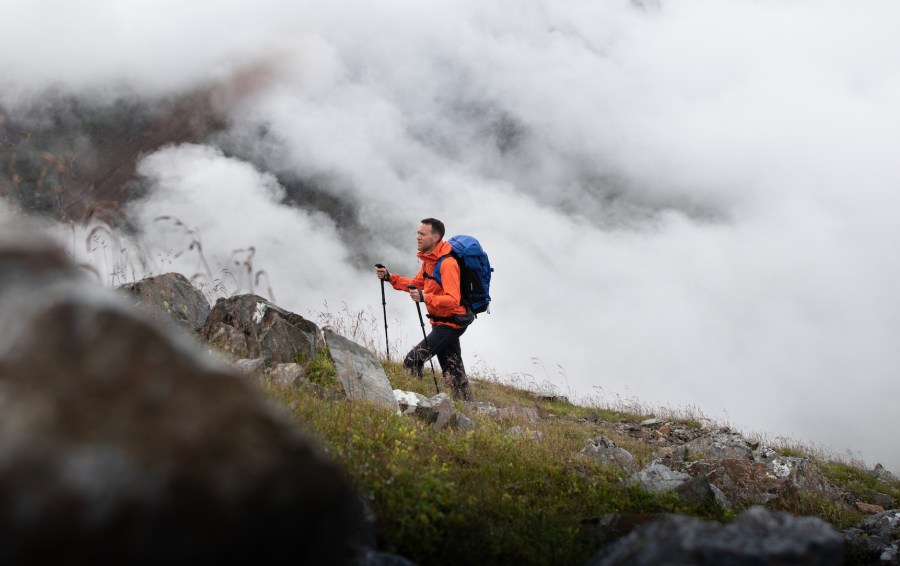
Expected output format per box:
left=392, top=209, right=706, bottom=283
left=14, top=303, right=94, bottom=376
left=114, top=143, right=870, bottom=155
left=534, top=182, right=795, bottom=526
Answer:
left=403, top=324, right=471, bottom=401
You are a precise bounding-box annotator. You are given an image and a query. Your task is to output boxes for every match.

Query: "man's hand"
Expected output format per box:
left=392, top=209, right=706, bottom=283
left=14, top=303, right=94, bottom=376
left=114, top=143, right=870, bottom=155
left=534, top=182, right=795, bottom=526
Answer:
left=375, top=265, right=390, bottom=281
left=408, top=286, right=424, bottom=302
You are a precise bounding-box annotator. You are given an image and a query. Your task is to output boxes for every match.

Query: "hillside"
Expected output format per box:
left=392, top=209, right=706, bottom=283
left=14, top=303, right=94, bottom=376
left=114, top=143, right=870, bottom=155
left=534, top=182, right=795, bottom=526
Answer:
left=263, top=358, right=900, bottom=565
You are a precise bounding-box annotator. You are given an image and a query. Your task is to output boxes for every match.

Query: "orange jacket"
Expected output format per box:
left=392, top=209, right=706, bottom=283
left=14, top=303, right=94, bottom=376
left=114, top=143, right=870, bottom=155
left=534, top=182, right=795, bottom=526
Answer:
left=390, top=240, right=467, bottom=328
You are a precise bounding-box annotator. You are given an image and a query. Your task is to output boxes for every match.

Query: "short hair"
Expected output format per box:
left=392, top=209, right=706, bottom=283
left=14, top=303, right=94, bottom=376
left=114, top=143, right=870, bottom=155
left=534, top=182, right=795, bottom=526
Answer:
left=420, top=218, right=445, bottom=239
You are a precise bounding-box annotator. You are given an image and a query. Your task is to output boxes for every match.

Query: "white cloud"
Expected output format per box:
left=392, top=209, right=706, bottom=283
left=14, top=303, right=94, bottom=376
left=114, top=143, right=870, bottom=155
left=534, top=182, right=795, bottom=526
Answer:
left=4, top=0, right=900, bottom=471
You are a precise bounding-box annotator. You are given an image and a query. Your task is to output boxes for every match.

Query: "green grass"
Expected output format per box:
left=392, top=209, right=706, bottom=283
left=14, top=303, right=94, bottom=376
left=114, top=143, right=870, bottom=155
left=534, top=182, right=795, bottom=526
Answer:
left=820, top=460, right=900, bottom=505
left=261, top=361, right=730, bottom=565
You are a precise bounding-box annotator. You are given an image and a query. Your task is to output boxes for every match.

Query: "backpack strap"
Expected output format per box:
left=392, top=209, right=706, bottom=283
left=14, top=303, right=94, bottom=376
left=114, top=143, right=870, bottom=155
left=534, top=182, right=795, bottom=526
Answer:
left=422, top=255, right=451, bottom=286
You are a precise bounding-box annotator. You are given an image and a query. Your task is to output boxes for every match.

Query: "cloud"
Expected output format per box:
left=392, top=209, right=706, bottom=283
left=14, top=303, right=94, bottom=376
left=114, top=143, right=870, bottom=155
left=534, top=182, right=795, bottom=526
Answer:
left=4, top=0, right=900, bottom=471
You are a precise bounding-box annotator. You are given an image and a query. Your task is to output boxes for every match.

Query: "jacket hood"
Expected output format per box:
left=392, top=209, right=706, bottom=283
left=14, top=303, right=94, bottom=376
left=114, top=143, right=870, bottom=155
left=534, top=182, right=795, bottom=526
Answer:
left=417, top=240, right=452, bottom=262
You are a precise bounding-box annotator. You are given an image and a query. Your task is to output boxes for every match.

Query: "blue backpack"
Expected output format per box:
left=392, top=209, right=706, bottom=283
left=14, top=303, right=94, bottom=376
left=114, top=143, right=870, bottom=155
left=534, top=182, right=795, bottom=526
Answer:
left=432, top=235, right=493, bottom=316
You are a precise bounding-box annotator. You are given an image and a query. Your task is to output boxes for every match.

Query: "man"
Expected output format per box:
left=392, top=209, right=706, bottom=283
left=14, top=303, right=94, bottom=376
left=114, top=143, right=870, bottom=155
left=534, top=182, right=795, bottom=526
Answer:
left=375, top=218, right=472, bottom=401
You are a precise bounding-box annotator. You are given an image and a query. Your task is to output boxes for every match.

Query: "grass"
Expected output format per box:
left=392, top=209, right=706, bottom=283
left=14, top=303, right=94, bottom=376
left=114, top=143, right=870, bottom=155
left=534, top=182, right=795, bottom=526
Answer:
left=261, top=360, right=731, bottom=565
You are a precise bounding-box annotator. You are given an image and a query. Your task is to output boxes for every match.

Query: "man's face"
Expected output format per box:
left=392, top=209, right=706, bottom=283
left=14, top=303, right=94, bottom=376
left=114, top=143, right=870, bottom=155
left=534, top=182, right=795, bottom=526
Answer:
left=417, top=223, right=440, bottom=253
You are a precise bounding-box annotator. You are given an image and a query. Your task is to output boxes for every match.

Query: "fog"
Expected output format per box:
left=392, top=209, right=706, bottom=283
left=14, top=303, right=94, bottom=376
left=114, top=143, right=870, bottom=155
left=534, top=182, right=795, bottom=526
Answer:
left=2, top=0, right=899, bottom=471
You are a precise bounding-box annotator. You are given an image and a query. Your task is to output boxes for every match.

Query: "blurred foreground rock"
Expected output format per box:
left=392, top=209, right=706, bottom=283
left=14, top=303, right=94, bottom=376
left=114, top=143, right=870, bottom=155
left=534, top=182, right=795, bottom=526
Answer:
left=0, top=227, right=364, bottom=565
left=588, top=506, right=844, bottom=566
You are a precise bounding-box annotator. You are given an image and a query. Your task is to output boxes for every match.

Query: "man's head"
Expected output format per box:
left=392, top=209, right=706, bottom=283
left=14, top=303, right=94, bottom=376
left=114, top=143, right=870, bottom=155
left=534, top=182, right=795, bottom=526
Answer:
left=417, top=218, right=445, bottom=253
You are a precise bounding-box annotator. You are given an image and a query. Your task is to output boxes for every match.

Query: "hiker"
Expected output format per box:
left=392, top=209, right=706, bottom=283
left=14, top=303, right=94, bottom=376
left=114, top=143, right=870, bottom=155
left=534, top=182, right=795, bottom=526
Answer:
left=375, top=218, right=473, bottom=401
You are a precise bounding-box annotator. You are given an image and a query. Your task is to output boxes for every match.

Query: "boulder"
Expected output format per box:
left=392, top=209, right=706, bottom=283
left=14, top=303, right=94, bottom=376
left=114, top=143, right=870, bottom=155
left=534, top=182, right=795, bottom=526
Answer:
left=0, top=229, right=365, bottom=564
left=203, top=294, right=320, bottom=365
left=588, top=506, right=844, bottom=566
left=118, top=272, right=210, bottom=334
left=324, top=328, right=399, bottom=412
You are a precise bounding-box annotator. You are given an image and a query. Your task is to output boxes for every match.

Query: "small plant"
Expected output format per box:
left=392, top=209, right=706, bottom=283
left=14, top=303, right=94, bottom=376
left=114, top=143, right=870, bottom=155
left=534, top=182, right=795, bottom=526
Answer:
left=306, top=346, right=337, bottom=388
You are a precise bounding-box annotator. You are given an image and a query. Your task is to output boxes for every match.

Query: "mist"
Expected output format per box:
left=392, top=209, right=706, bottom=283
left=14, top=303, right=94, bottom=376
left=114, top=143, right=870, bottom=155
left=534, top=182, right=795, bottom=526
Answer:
left=2, top=0, right=899, bottom=471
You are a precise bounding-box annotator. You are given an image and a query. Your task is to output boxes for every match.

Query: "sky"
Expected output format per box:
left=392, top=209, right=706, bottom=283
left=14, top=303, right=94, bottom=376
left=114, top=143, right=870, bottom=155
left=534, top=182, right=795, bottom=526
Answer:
left=1, top=0, right=899, bottom=472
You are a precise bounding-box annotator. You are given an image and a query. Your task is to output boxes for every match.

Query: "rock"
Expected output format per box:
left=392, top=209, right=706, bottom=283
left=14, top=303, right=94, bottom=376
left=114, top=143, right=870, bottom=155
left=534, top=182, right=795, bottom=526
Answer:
left=640, top=418, right=662, bottom=427
left=872, top=492, right=898, bottom=509
left=463, top=400, right=498, bottom=419
left=844, top=510, right=900, bottom=565
left=587, top=506, right=844, bottom=566
left=202, top=294, right=320, bottom=365
left=625, top=464, right=691, bottom=492
left=674, top=474, right=719, bottom=507
left=411, top=393, right=453, bottom=424
left=118, top=272, right=211, bottom=334
left=586, top=411, right=602, bottom=423
left=394, top=389, right=430, bottom=416
left=0, top=229, right=364, bottom=564
left=684, top=428, right=754, bottom=461
left=856, top=501, right=886, bottom=514
left=269, top=363, right=306, bottom=387
left=434, top=409, right=475, bottom=432
left=233, top=357, right=266, bottom=379
left=323, top=328, right=398, bottom=412
left=533, top=392, right=569, bottom=404
left=580, top=437, right=639, bottom=473
left=871, top=463, right=898, bottom=483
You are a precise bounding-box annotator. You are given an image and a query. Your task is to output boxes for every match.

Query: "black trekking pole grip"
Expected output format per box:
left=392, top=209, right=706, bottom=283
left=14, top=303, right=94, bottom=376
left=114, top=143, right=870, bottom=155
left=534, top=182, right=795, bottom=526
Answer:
left=408, top=285, right=439, bottom=393
left=375, top=264, right=389, bottom=360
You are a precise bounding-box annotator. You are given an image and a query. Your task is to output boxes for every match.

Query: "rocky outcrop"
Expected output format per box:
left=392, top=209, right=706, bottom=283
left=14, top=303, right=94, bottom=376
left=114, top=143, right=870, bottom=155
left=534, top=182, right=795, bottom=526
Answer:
left=588, top=506, right=844, bottom=566
left=0, top=227, right=366, bottom=564
left=844, top=509, right=900, bottom=565
left=118, top=272, right=211, bottom=334
left=203, top=293, right=321, bottom=365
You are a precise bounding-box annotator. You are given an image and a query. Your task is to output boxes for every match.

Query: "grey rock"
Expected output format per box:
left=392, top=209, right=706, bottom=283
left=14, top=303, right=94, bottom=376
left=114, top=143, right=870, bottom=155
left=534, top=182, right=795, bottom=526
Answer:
left=640, top=418, right=663, bottom=427
left=463, top=400, right=498, bottom=418
left=118, top=272, right=210, bottom=334
left=674, top=474, right=719, bottom=506
left=394, top=389, right=430, bottom=416
left=844, top=510, right=900, bottom=565
left=324, top=328, right=398, bottom=412
left=233, top=357, right=266, bottom=378
left=872, top=463, right=898, bottom=483
left=580, top=437, right=639, bottom=473
left=625, top=464, right=691, bottom=492
left=434, top=409, right=475, bottom=432
left=269, top=363, right=306, bottom=387
left=0, top=230, right=364, bottom=564
left=588, top=506, right=844, bottom=566
left=203, top=294, right=320, bottom=365
left=684, top=428, right=754, bottom=461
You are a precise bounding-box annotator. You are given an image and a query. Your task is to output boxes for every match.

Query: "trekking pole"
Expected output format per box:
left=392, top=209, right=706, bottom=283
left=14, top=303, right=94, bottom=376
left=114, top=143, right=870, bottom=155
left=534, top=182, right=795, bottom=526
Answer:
left=408, top=285, right=439, bottom=393
left=375, top=264, right=389, bottom=360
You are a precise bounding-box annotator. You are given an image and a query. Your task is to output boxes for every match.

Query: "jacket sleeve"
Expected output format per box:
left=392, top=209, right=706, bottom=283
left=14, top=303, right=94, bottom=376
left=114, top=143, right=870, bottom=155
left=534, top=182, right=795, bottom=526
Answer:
left=426, top=257, right=462, bottom=310
left=390, top=264, right=425, bottom=291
